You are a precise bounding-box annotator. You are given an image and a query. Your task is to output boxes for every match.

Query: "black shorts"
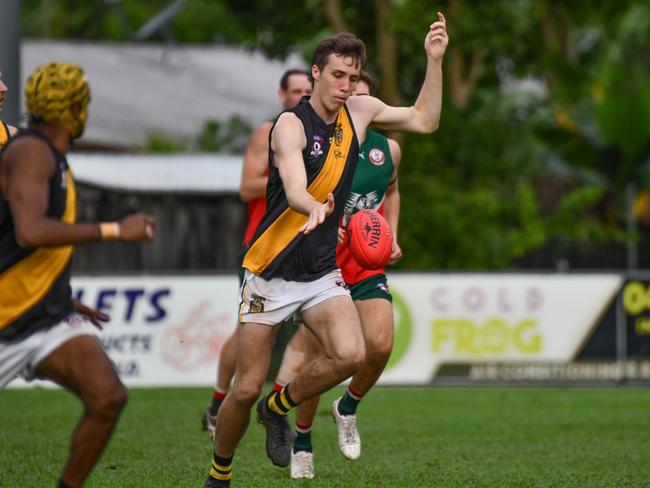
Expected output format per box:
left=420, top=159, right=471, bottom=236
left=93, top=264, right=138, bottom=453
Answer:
left=348, top=274, right=392, bottom=302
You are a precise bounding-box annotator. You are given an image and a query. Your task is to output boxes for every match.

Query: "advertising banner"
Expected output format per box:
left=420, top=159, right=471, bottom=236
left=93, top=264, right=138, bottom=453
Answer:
left=10, top=273, right=632, bottom=387
left=381, top=273, right=623, bottom=384
left=622, top=279, right=650, bottom=358
left=11, top=275, right=239, bottom=388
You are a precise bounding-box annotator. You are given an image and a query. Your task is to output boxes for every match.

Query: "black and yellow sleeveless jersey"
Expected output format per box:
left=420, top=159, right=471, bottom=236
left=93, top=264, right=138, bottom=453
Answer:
left=243, top=97, right=359, bottom=282
left=0, top=121, right=11, bottom=149
left=0, top=129, right=76, bottom=343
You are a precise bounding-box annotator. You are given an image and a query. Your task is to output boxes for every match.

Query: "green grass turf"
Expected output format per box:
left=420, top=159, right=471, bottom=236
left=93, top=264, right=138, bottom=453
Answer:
left=1, top=387, right=649, bottom=487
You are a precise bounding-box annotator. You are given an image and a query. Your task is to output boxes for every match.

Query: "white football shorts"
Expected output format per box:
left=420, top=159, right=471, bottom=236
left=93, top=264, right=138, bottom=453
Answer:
left=0, top=313, right=97, bottom=388
left=239, top=269, right=351, bottom=325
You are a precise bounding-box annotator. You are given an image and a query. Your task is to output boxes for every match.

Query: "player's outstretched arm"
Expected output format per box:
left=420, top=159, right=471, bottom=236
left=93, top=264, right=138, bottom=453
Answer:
left=239, top=121, right=273, bottom=202
left=349, top=12, right=449, bottom=135
left=271, top=113, right=334, bottom=234
left=2, top=137, right=156, bottom=247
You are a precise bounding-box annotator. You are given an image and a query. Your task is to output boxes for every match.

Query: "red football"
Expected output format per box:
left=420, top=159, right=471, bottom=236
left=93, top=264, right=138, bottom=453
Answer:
left=347, top=209, right=393, bottom=270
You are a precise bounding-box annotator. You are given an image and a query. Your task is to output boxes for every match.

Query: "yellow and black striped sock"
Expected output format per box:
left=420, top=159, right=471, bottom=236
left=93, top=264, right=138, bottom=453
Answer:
left=267, top=384, right=297, bottom=416
left=209, top=452, right=233, bottom=483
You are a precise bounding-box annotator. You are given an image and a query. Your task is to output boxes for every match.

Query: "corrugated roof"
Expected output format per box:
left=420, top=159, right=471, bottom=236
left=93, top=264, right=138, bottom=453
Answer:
left=68, top=153, right=242, bottom=194
left=21, top=40, right=305, bottom=146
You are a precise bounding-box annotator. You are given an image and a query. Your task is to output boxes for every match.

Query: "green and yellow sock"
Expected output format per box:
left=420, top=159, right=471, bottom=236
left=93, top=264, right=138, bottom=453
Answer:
left=267, top=384, right=297, bottom=416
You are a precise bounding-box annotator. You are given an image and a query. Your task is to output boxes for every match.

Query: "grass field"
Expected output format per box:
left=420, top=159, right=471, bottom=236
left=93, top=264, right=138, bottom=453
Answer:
left=1, top=386, right=649, bottom=487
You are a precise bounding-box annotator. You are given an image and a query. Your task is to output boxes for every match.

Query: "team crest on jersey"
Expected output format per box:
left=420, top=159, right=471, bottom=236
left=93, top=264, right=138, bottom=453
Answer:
left=334, top=123, right=343, bottom=145
left=249, top=294, right=266, bottom=313
left=310, top=135, right=324, bottom=157
left=368, top=148, right=385, bottom=166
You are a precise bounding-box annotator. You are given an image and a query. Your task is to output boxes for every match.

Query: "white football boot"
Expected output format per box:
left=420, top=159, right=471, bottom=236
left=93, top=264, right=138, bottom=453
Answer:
left=202, top=409, right=217, bottom=441
left=331, top=397, right=361, bottom=460
left=291, top=450, right=315, bottom=479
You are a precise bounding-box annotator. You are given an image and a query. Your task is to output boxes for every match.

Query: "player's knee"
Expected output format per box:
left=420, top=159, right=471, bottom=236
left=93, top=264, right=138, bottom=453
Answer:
left=109, top=384, right=128, bottom=413
left=88, top=384, right=127, bottom=421
left=366, top=333, right=393, bottom=364
left=332, top=344, right=364, bottom=377
left=348, top=347, right=365, bottom=373
left=231, top=381, right=263, bottom=408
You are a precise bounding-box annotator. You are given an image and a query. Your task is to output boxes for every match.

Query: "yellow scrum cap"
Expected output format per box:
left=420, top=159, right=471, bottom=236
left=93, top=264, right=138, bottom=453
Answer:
left=25, top=62, right=90, bottom=139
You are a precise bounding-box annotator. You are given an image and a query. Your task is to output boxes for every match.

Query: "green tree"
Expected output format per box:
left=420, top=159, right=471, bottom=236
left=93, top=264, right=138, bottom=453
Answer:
left=22, top=0, right=650, bottom=269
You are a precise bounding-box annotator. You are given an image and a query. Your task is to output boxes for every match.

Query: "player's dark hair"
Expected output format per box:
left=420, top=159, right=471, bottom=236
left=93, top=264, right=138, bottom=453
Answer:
left=358, top=70, right=376, bottom=96
left=310, top=32, right=366, bottom=79
left=279, top=69, right=309, bottom=91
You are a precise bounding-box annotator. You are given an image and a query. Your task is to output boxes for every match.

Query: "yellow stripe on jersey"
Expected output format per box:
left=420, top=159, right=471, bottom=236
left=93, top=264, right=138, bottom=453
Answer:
left=0, top=170, right=77, bottom=330
left=0, top=122, right=9, bottom=149
left=243, top=106, right=354, bottom=275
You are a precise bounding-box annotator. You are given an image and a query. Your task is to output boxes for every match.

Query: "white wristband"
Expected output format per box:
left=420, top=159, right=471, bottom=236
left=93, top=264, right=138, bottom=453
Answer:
left=100, top=222, right=121, bottom=240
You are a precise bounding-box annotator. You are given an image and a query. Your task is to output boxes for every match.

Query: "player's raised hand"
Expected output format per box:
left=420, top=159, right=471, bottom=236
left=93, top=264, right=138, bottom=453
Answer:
left=300, top=193, right=335, bottom=235
left=119, top=213, right=157, bottom=242
left=425, top=12, right=449, bottom=62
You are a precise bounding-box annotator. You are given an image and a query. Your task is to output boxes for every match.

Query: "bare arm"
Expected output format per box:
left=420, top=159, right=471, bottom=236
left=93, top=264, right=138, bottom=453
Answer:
left=271, top=113, right=334, bottom=234
left=349, top=12, right=449, bottom=134
left=383, top=139, right=402, bottom=265
left=7, top=124, right=17, bottom=137
left=1, top=137, right=156, bottom=247
left=239, top=121, right=272, bottom=202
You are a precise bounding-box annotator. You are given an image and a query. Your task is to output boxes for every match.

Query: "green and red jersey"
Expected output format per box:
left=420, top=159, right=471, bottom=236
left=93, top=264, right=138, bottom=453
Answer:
left=337, top=129, right=395, bottom=285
